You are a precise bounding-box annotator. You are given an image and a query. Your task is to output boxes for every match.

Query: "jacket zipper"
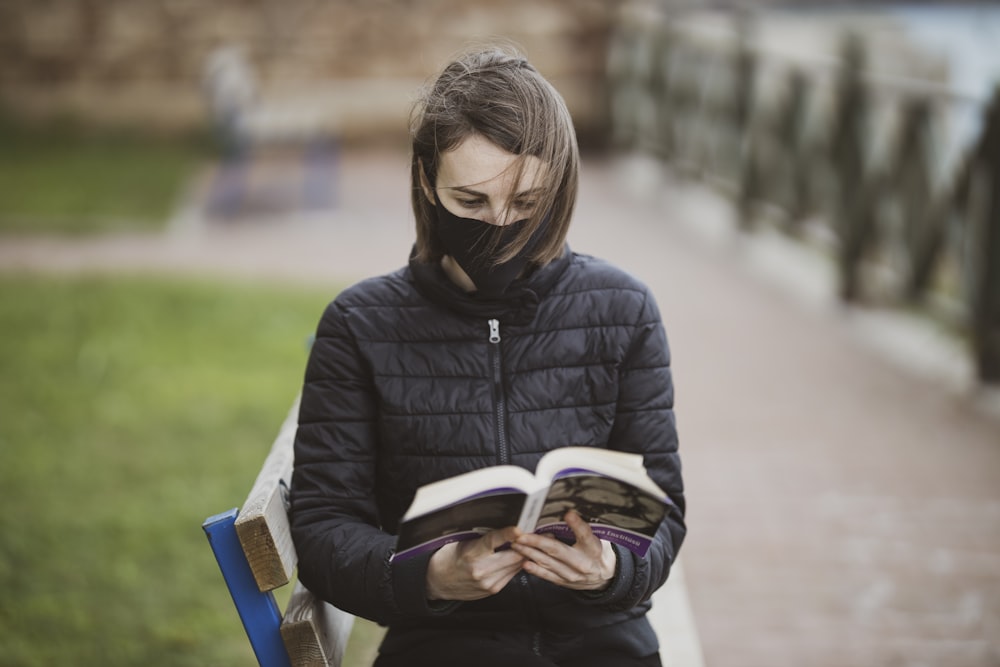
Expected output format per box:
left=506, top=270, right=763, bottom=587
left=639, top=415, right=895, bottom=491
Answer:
left=488, top=318, right=509, bottom=465
left=491, top=320, right=539, bottom=639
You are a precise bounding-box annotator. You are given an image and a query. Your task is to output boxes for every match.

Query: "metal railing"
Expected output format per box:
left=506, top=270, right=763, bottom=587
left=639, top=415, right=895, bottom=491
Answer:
left=608, top=9, right=1000, bottom=383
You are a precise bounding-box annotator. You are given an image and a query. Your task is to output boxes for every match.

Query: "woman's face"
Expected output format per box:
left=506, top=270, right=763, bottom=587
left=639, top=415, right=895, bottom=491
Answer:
left=425, top=134, right=546, bottom=227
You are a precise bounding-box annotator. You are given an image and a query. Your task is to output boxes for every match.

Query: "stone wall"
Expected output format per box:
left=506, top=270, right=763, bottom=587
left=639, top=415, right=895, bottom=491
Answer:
left=0, top=0, right=617, bottom=145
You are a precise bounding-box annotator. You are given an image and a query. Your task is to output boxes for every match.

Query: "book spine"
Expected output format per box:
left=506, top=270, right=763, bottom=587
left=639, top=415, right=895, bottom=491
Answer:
left=517, top=488, right=549, bottom=533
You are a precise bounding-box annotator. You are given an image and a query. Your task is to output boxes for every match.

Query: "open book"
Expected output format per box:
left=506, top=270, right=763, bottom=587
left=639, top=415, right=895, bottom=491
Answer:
left=392, top=447, right=675, bottom=562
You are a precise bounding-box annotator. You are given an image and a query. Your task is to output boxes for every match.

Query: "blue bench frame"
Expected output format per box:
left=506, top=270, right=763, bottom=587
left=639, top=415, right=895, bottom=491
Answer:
left=203, top=508, right=293, bottom=667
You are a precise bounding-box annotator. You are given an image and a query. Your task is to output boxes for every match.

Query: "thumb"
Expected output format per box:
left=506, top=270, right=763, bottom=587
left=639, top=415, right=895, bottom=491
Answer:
left=484, top=525, right=523, bottom=552
left=566, top=510, right=598, bottom=544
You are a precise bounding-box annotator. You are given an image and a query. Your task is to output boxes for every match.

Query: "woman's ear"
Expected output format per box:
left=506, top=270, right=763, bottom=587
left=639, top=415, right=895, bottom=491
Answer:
left=418, top=160, right=436, bottom=205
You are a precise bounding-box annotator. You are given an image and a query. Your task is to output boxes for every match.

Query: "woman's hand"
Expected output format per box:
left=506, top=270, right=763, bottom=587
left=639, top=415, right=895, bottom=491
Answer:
left=426, top=526, right=526, bottom=601
left=511, top=510, right=616, bottom=591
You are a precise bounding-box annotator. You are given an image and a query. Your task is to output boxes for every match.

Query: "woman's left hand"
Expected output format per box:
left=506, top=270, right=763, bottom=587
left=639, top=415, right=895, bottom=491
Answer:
left=510, top=510, right=616, bottom=591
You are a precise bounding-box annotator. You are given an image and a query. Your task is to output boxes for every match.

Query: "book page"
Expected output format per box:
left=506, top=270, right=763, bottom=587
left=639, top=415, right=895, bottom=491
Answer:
left=531, top=467, right=670, bottom=557
left=401, top=465, right=539, bottom=520
left=535, top=447, right=666, bottom=498
left=394, top=488, right=529, bottom=560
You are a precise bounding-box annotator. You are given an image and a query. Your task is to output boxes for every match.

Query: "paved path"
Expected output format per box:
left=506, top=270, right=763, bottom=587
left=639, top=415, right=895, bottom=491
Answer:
left=3, top=149, right=1000, bottom=667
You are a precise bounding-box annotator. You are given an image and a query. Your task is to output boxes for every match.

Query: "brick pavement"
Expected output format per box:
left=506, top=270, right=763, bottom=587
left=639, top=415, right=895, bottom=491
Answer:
left=3, top=148, right=999, bottom=667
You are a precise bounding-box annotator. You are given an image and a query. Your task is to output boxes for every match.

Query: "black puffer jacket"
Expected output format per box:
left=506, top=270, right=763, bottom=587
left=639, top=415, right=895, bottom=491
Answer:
left=290, top=246, right=685, bottom=656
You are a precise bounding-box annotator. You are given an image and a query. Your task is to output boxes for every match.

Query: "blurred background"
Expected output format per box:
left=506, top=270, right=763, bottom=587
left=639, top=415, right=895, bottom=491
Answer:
left=2, top=1, right=1000, bottom=666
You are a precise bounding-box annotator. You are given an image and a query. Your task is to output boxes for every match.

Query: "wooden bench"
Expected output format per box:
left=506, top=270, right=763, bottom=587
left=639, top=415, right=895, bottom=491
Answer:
left=204, top=397, right=704, bottom=667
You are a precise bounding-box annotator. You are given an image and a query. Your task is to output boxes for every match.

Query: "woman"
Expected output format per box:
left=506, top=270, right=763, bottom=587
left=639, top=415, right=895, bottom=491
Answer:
left=290, top=45, right=685, bottom=667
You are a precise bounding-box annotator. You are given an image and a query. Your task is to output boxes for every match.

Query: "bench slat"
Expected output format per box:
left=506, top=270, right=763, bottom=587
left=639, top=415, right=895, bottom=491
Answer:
left=280, top=582, right=356, bottom=667
left=235, top=397, right=301, bottom=592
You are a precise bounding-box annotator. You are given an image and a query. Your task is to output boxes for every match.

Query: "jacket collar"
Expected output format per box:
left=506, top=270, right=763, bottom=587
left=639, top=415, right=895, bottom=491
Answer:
left=407, top=245, right=572, bottom=325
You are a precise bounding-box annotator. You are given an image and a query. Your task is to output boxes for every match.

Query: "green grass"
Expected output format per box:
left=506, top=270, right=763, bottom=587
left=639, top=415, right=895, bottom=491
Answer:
left=0, top=114, right=207, bottom=235
left=0, top=274, right=383, bottom=666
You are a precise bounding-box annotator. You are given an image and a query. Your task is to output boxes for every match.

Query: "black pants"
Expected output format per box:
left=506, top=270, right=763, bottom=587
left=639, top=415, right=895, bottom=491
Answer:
left=373, top=630, right=663, bottom=667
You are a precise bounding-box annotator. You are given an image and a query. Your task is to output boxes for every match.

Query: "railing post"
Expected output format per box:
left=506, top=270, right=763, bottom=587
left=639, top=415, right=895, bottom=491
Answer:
left=778, top=69, right=811, bottom=230
left=893, top=97, right=945, bottom=300
left=829, top=32, right=875, bottom=301
left=607, top=20, right=643, bottom=151
left=733, top=16, right=759, bottom=227
left=731, top=13, right=756, bottom=143
left=650, top=25, right=675, bottom=159
left=972, top=86, right=1000, bottom=382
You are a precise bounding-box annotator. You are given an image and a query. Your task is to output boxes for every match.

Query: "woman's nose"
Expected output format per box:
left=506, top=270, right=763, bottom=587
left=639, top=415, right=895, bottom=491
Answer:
left=487, top=206, right=514, bottom=227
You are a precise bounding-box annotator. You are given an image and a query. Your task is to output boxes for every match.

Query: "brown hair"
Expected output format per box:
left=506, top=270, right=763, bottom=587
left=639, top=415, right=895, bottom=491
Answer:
left=409, top=44, right=579, bottom=266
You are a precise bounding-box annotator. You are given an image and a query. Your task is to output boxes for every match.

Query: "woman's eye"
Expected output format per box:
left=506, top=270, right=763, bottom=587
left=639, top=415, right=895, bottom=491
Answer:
left=457, top=199, right=483, bottom=209
left=514, top=200, right=538, bottom=212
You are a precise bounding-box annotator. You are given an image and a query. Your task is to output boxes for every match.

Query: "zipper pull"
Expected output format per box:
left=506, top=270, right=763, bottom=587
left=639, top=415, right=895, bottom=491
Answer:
left=488, top=318, right=501, bottom=344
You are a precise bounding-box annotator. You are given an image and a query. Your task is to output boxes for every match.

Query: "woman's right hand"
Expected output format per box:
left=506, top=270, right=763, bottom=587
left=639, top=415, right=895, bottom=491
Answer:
left=425, top=526, right=525, bottom=601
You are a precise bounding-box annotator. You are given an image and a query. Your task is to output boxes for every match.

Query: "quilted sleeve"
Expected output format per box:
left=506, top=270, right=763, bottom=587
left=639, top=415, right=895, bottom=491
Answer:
left=289, top=299, right=449, bottom=624
left=584, top=285, right=686, bottom=611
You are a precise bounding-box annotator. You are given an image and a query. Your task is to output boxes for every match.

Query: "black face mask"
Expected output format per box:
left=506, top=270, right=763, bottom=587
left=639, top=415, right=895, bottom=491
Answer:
left=432, top=191, right=543, bottom=299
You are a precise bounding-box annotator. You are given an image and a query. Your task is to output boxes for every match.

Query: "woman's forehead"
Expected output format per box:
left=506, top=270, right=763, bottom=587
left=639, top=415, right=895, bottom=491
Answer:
left=437, top=134, right=546, bottom=194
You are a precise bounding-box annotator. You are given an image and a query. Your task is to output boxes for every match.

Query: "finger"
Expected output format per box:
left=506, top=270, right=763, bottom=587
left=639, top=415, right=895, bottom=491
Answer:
left=453, top=542, right=524, bottom=588
left=452, top=545, right=523, bottom=585
left=482, top=525, right=523, bottom=553
left=564, top=511, right=602, bottom=553
left=512, top=539, right=582, bottom=583
left=561, top=517, right=615, bottom=584
left=489, top=557, right=527, bottom=582
left=520, top=558, right=564, bottom=585
left=513, top=532, right=572, bottom=561
left=475, top=553, right=527, bottom=594
left=519, top=551, right=583, bottom=587
left=457, top=536, right=524, bottom=569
